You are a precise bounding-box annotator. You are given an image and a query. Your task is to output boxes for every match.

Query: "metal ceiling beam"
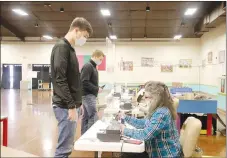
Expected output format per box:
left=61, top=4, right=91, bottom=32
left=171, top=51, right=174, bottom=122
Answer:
left=128, top=9, right=132, bottom=40
left=0, top=16, right=25, bottom=41
left=194, top=2, right=224, bottom=35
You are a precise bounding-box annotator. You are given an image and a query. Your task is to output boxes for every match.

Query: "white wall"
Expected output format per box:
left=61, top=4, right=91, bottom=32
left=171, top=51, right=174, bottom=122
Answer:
left=114, top=40, right=201, bottom=84
left=1, top=39, right=201, bottom=84
left=200, top=23, right=226, bottom=87
left=1, top=42, right=106, bottom=81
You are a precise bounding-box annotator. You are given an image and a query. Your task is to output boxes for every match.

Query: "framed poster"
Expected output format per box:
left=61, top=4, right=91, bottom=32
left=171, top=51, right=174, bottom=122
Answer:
left=123, top=61, right=133, bottom=71
left=221, top=78, right=225, bottom=93
left=219, top=50, right=225, bottom=64
left=179, top=59, right=192, bottom=68
left=161, top=65, right=173, bottom=72
left=208, top=52, right=213, bottom=64
left=141, top=57, right=154, bottom=67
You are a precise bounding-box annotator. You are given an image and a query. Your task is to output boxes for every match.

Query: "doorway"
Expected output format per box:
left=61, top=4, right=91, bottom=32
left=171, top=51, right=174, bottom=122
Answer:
left=32, top=64, right=51, bottom=89
left=2, top=64, right=22, bottom=89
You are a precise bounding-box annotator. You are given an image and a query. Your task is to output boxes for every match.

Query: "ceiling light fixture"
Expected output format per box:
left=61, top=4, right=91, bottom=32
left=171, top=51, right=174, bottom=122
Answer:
left=184, top=8, right=197, bottom=16
left=12, top=9, right=28, bottom=16
left=146, top=6, right=150, bottom=12
left=101, top=9, right=110, bottom=16
left=108, top=23, right=112, bottom=27
left=110, top=35, right=117, bottom=39
left=35, top=23, right=39, bottom=27
left=173, top=35, right=182, bottom=40
left=44, top=4, right=51, bottom=7
left=43, top=35, right=53, bottom=40
left=60, top=7, right=64, bottom=12
left=181, top=22, right=185, bottom=27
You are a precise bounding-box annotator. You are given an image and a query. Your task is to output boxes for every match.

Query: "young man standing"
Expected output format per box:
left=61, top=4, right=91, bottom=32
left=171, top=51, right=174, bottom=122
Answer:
left=80, top=50, right=105, bottom=135
left=50, top=17, right=93, bottom=158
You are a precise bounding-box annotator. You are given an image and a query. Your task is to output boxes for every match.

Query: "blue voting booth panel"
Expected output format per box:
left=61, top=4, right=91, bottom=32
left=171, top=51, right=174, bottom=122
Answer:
left=170, top=87, right=192, bottom=94
left=177, top=100, right=217, bottom=114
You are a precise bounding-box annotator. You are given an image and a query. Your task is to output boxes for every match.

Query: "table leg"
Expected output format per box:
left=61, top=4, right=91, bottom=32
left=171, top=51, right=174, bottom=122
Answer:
left=3, top=118, right=8, bottom=146
left=176, top=113, right=181, bottom=133
left=95, top=151, right=98, bottom=158
left=94, top=151, right=102, bottom=158
left=98, top=151, right=102, bottom=158
left=213, top=116, right=217, bottom=135
left=207, top=114, right=212, bottom=136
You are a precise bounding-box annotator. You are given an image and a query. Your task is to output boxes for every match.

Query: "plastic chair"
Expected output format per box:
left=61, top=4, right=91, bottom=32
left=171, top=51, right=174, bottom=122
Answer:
left=173, top=97, right=179, bottom=110
left=180, top=117, right=202, bottom=157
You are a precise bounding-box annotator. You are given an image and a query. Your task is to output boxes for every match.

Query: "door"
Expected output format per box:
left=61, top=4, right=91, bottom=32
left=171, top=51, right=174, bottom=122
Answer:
left=32, top=64, right=51, bottom=89
left=2, top=64, right=10, bottom=89
left=32, top=64, right=41, bottom=89
left=13, top=65, right=22, bottom=89
left=1, top=64, right=22, bottom=89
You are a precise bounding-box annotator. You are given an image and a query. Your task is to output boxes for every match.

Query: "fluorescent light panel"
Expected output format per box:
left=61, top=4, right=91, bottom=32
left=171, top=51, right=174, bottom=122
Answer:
left=12, top=9, right=28, bottom=16
left=174, top=35, right=182, bottom=40
left=101, top=9, right=110, bottom=16
left=110, top=35, right=117, bottom=39
left=184, top=8, right=197, bottom=15
left=43, top=35, right=53, bottom=40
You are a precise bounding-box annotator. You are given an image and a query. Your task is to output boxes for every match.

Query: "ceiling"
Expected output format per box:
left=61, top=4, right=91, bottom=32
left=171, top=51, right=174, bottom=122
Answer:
left=0, top=1, right=225, bottom=40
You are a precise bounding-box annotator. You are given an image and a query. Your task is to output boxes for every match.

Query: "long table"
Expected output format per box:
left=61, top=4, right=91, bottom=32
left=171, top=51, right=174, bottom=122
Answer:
left=74, top=120, right=145, bottom=158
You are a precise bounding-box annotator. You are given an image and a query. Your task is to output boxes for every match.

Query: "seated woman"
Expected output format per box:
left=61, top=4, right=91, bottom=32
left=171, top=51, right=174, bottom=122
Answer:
left=119, top=81, right=184, bottom=158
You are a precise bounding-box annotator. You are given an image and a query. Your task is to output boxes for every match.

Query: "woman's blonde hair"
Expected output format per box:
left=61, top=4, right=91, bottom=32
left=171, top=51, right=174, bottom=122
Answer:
left=144, top=81, right=177, bottom=120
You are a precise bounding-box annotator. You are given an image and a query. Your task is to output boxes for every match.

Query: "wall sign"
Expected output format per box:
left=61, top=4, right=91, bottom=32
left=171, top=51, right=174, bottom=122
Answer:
left=208, top=52, right=213, bottom=64
left=141, top=57, right=154, bottom=67
left=179, top=59, right=192, bottom=68
left=123, top=61, right=133, bottom=71
left=161, top=65, right=173, bottom=72
left=219, top=50, right=225, bottom=64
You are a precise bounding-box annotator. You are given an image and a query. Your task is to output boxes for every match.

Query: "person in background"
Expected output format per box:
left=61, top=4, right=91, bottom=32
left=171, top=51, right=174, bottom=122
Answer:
left=50, top=17, right=93, bottom=158
left=80, top=50, right=105, bottom=135
left=118, top=81, right=184, bottom=158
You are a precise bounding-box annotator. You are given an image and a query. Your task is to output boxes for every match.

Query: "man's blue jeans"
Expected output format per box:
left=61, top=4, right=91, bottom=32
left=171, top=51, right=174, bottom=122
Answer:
left=81, top=94, right=98, bottom=135
left=53, top=106, right=78, bottom=158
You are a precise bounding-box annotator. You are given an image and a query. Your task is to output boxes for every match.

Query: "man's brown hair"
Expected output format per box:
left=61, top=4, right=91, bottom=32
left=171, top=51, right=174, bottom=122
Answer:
left=69, top=17, right=93, bottom=36
left=92, top=50, right=105, bottom=58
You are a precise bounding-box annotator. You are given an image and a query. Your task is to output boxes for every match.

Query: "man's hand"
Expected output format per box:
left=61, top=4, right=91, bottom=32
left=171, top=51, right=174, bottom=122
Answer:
left=80, top=105, right=84, bottom=118
left=98, top=87, right=103, bottom=93
left=68, top=108, right=78, bottom=121
left=117, top=111, right=125, bottom=121
left=120, top=124, right=126, bottom=134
